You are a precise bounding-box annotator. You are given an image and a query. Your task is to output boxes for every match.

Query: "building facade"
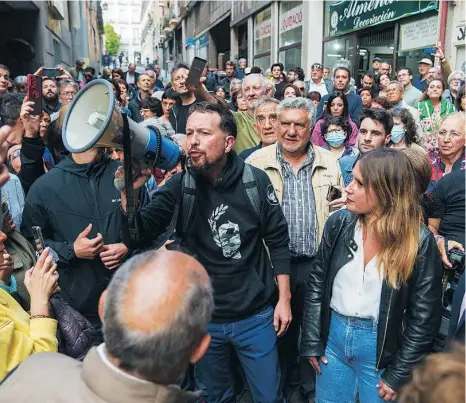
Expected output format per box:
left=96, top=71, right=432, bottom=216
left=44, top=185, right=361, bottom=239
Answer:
left=102, top=0, right=142, bottom=67
left=148, top=0, right=455, bottom=85
left=0, top=0, right=103, bottom=76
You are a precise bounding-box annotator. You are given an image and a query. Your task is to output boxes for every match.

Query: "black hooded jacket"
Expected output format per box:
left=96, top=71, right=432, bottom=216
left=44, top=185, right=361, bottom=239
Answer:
left=121, top=152, right=291, bottom=322
left=21, top=154, right=123, bottom=323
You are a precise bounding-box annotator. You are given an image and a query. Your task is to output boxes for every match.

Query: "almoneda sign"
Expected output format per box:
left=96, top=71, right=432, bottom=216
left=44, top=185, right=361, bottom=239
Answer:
left=329, top=0, right=438, bottom=37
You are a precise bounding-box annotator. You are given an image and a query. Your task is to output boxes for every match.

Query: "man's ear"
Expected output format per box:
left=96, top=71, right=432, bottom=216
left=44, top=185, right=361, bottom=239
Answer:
left=190, top=333, right=211, bottom=364
left=225, top=135, right=236, bottom=154
left=98, top=290, right=108, bottom=322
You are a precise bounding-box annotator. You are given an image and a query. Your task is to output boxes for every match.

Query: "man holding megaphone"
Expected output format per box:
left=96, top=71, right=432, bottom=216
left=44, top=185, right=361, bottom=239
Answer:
left=116, top=102, right=292, bottom=402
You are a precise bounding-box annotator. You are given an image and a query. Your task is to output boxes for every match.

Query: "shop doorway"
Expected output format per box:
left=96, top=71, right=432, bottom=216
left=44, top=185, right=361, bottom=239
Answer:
left=357, top=27, right=395, bottom=81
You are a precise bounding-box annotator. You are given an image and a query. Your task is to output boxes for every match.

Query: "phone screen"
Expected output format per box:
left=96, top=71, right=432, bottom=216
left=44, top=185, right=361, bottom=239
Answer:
left=31, top=226, right=45, bottom=257
left=43, top=68, right=60, bottom=78
left=186, top=57, right=207, bottom=86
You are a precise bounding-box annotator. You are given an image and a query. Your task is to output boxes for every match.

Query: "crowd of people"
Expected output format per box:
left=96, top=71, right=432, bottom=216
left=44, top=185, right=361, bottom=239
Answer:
left=0, top=43, right=464, bottom=403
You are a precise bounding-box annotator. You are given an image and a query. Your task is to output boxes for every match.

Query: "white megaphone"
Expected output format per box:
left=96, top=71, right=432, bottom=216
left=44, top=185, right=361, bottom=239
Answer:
left=61, top=79, right=181, bottom=173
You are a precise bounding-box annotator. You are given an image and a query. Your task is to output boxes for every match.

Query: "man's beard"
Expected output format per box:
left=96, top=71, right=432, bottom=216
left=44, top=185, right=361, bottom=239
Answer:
left=44, top=93, right=58, bottom=104
left=188, top=154, right=222, bottom=174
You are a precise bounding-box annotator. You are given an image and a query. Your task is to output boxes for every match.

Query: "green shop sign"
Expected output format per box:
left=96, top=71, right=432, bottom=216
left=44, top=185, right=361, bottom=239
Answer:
left=329, top=0, right=438, bottom=36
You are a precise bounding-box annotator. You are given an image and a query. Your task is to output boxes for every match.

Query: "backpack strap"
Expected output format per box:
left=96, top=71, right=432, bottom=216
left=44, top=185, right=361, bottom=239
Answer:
left=179, top=165, right=261, bottom=237
left=181, top=171, right=197, bottom=236
left=242, top=164, right=261, bottom=221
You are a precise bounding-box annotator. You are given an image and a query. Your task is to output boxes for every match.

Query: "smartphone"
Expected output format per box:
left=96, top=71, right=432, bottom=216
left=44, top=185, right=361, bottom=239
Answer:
left=43, top=68, right=60, bottom=78
left=327, top=186, right=342, bottom=203
left=31, top=226, right=46, bottom=259
left=424, top=47, right=436, bottom=55
left=26, top=74, right=42, bottom=116
left=186, top=57, right=207, bottom=86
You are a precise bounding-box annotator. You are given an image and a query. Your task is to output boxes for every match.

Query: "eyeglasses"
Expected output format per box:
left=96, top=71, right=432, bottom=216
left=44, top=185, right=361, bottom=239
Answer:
left=0, top=74, right=10, bottom=81
left=386, top=88, right=400, bottom=94
left=62, top=91, right=77, bottom=98
left=397, top=73, right=409, bottom=78
left=438, top=130, right=463, bottom=140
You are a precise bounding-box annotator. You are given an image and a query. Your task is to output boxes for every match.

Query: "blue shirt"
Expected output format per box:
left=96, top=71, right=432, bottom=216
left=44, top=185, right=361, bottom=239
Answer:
left=413, top=76, right=428, bottom=92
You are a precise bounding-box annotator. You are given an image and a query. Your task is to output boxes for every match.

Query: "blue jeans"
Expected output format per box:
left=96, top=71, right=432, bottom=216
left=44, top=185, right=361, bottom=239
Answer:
left=316, top=311, right=394, bottom=403
left=196, top=306, right=283, bottom=403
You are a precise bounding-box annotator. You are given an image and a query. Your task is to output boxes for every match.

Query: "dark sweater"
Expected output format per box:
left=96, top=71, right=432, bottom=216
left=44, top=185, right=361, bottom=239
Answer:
left=121, top=152, right=291, bottom=322
left=317, top=92, right=363, bottom=127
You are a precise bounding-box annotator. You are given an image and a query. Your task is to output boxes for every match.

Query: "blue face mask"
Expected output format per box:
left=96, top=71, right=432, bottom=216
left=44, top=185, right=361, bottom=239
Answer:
left=391, top=125, right=405, bottom=144
left=325, top=130, right=346, bottom=147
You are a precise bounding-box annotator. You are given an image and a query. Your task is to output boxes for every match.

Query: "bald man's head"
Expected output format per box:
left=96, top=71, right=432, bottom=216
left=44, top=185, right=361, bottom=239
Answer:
left=101, top=250, right=213, bottom=384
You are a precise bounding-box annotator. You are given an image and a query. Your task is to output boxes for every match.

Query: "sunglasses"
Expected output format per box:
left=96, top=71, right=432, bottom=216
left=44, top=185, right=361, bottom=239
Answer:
left=311, top=64, right=323, bottom=70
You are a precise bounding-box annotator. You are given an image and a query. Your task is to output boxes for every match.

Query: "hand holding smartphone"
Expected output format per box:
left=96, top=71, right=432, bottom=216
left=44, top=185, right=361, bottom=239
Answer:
left=43, top=68, right=60, bottom=78
left=26, top=74, right=42, bottom=116
left=186, top=57, right=207, bottom=87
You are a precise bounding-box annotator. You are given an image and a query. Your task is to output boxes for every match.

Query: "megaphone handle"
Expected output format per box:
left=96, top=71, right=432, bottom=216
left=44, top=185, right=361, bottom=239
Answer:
left=122, top=113, right=138, bottom=241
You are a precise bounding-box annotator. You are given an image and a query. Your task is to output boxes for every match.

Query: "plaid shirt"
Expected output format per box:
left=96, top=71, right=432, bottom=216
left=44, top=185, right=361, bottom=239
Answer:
left=277, top=145, right=319, bottom=258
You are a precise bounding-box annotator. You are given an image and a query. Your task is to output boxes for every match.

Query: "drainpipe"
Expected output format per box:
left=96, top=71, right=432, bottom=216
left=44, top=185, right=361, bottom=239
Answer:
left=438, top=0, right=448, bottom=49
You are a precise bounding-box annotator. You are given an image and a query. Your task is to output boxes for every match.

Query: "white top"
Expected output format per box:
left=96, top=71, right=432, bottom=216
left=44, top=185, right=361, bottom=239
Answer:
left=126, top=72, right=135, bottom=85
left=330, top=222, right=384, bottom=321
left=308, top=79, right=328, bottom=97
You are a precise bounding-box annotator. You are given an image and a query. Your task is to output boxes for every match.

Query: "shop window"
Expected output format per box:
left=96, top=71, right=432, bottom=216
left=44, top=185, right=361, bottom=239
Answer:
left=253, top=55, right=271, bottom=73
left=279, top=47, right=302, bottom=72
left=323, top=37, right=354, bottom=74
left=279, top=1, right=303, bottom=48
left=254, top=7, right=272, bottom=56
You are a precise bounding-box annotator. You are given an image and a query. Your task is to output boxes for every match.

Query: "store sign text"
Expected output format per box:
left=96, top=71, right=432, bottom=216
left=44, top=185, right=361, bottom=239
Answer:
left=329, top=0, right=438, bottom=37
left=255, top=19, right=272, bottom=41
left=280, top=5, right=303, bottom=34
left=456, top=25, right=465, bottom=42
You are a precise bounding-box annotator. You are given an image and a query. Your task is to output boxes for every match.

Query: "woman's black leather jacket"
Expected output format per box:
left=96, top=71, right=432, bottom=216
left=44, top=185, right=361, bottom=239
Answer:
left=300, top=209, right=443, bottom=390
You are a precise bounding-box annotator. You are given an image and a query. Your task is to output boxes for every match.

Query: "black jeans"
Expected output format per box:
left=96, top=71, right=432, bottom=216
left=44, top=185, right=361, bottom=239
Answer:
left=278, top=256, right=316, bottom=397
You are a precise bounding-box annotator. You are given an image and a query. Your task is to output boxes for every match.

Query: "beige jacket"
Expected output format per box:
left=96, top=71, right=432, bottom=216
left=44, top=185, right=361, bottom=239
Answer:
left=0, top=347, right=199, bottom=403
left=246, top=143, right=343, bottom=242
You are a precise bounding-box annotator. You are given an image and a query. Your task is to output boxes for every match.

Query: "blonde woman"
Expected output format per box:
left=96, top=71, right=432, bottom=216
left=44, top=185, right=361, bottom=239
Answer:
left=302, top=149, right=443, bottom=403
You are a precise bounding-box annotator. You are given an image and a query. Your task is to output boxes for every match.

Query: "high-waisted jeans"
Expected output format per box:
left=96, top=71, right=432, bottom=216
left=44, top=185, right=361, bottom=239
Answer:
left=316, top=310, right=395, bottom=403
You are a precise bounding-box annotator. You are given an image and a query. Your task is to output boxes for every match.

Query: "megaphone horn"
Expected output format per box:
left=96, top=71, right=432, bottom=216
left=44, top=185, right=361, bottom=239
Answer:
left=61, top=79, right=180, bottom=171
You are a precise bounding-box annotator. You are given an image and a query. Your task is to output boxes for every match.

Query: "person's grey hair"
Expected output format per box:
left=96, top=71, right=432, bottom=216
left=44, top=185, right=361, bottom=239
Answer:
left=58, top=79, right=79, bottom=94
left=253, top=98, right=279, bottom=120
left=441, top=111, right=465, bottom=127
left=277, top=97, right=316, bottom=128
left=388, top=80, right=404, bottom=93
left=231, top=78, right=242, bottom=86
left=447, top=71, right=465, bottom=84
left=243, top=73, right=275, bottom=97
left=13, top=76, right=27, bottom=86
left=103, top=250, right=214, bottom=384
